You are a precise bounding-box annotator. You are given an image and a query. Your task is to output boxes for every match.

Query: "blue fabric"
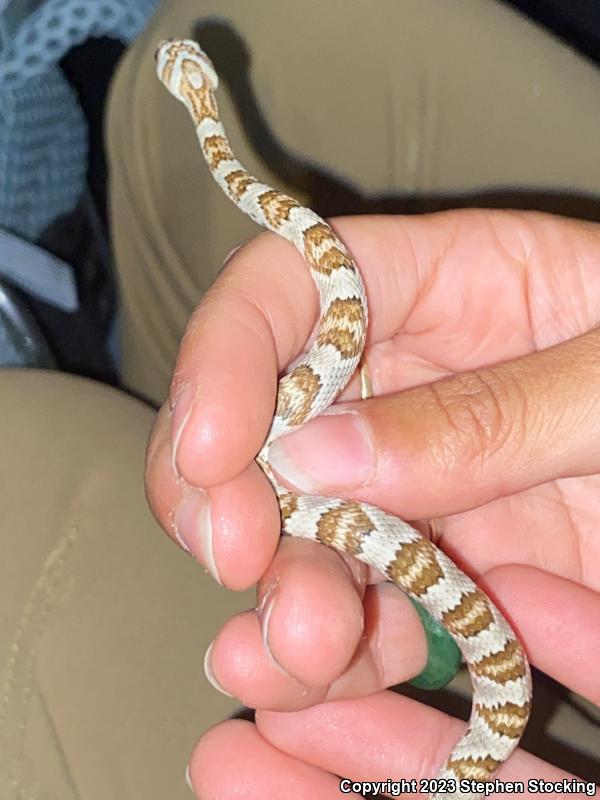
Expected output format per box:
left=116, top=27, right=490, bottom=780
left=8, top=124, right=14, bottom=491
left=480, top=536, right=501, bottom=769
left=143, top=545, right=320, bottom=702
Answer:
left=0, top=0, right=160, bottom=241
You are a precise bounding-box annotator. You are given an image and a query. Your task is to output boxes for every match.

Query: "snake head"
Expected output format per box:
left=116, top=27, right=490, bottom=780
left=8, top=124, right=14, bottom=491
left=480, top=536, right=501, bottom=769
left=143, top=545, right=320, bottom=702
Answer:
left=155, top=39, right=219, bottom=95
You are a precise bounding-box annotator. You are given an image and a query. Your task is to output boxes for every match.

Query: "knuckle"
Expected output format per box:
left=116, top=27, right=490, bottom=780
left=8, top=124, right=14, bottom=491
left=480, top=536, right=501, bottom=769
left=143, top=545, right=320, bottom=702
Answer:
left=427, top=368, right=527, bottom=471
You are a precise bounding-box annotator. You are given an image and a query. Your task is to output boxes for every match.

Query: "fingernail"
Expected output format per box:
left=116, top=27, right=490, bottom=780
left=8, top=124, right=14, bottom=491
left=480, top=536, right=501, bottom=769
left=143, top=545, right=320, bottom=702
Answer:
left=203, top=641, right=233, bottom=697
left=257, top=584, right=291, bottom=678
left=185, top=764, right=194, bottom=793
left=171, top=385, right=195, bottom=477
left=268, top=410, right=375, bottom=492
left=175, top=490, right=221, bottom=583
left=222, top=242, right=242, bottom=268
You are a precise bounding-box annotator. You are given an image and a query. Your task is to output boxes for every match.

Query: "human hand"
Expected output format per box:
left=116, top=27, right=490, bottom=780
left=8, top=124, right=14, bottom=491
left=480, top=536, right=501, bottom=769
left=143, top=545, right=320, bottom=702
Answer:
left=145, top=209, right=600, bottom=795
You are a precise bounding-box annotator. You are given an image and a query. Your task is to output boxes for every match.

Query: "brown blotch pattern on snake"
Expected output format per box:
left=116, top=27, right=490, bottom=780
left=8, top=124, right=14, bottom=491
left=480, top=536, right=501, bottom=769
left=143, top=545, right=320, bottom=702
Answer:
left=386, top=539, right=445, bottom=597
left=447, top=756, right=502, bottom=782
left=316, top=297, right=366, bottom=359
left=303, top=223, right=354, bottom=275
left=258, top=190, right=300, bottom=228
left=180, top=58, right=218, bottom=123
left=316, top=502, right=374, bottom=555
left=471, top=639, right=527, bottom=684
left=476, top=701, right=532, bottom=739
left=442, top=589, right=494, bottom=638
left=225, top=169, right=257, bottom=200
left=202, top=135, right=235, bottom=169
left=276, top=364, right=321, bottom=426
left=279, top=492, right=299, bottom=522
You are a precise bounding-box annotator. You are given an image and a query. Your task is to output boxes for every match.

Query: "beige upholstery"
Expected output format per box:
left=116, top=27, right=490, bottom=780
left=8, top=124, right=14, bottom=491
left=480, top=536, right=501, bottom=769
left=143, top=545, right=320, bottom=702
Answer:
left=0, top=370, right=252, bottom=799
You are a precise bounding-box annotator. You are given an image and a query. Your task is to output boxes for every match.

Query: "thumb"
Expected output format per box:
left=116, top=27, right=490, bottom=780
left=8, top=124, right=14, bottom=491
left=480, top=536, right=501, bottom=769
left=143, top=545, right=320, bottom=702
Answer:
left=268, top=327, right=600, bottom=518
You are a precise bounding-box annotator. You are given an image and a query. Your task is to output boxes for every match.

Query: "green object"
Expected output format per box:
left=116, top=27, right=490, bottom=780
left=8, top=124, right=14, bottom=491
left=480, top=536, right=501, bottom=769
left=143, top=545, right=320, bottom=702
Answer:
left=408, top=597, right=462, bottom=690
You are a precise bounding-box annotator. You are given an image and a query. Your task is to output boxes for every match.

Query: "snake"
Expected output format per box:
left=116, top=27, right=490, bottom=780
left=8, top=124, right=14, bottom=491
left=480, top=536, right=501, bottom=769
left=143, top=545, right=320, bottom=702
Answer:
left=156, top=39, right=532, bottom=799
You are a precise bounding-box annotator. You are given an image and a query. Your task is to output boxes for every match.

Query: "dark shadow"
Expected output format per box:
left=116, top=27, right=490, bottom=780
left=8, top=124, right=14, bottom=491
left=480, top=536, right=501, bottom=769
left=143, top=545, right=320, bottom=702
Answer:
left=504, top=0, right=600, bottom=68
left=193, top=18, right=600, bottom=224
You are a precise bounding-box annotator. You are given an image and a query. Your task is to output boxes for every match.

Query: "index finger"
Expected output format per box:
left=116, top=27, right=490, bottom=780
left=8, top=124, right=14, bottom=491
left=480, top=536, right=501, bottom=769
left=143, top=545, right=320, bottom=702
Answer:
left=170, top=213, right=434, bottom=488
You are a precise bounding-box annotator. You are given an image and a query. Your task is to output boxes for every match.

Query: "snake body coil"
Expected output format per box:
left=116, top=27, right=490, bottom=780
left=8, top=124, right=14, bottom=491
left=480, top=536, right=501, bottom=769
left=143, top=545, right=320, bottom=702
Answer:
left=156, top=40, right=532, bottom=799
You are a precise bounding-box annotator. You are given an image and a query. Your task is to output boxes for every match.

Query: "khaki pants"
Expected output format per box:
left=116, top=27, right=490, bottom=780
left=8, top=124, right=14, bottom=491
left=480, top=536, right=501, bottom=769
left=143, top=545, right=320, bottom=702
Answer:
left=2, top=1, right=599, bottom=797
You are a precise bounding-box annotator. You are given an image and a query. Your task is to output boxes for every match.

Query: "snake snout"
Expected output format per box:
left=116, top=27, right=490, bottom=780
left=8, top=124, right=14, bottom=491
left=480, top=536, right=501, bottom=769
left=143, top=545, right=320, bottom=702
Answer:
left=155, top=39, right=218, bottom=93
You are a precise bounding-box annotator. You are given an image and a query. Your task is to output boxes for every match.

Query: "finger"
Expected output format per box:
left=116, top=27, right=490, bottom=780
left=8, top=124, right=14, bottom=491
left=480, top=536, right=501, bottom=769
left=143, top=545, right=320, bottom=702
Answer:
left=188, top=719, right=363, bottom=799
left=256, top=692, right=590, bottom=799
left=256, top=538, right=366, bottom=687
left=206, top=551, right=427, bottom=708
left=170, top=211, right=600, bottom=491
left=171, top=231, right=317, bottom=488
left=268, top=327, right=600, bottom=518
left=484, top=565, right=600, bottom=704
left=435, top=479, right=600, bottom=588
left=145, top=399, right=279, bottom=588
left=204, top=609, right=327, bottom=710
